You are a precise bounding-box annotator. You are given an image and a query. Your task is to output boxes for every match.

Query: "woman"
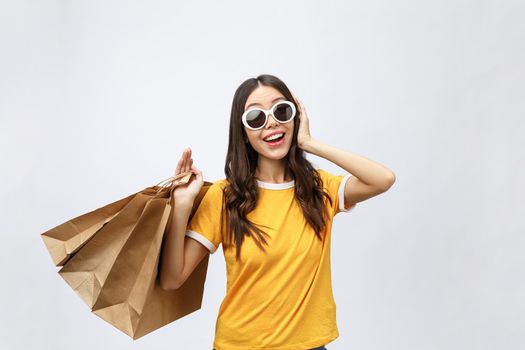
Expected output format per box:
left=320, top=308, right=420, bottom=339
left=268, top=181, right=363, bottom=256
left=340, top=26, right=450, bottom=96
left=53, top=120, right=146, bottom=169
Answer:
left=159, top=74, right=396, bottom=349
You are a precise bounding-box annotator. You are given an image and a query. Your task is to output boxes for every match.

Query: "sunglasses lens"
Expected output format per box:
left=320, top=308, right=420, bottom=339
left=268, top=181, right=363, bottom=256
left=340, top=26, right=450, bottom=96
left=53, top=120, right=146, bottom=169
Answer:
left=273, top=103, right=294, bottom=122
left=246, top=110, right=266, bottom=129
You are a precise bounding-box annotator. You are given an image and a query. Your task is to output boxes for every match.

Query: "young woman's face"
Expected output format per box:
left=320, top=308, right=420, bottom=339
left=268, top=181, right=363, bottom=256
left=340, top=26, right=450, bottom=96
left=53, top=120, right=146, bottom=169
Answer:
left=243, top=85, right=294, bottom=160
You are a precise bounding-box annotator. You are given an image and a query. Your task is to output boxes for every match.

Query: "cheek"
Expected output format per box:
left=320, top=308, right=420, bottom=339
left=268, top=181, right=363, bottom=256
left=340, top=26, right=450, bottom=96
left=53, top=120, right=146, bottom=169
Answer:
left=286, top=125, right=294, bottom=141
left=245, top=130, right=261, bottom=145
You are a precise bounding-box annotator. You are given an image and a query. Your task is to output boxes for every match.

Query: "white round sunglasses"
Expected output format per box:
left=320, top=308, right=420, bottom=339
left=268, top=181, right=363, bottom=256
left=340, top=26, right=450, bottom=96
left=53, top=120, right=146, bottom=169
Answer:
left=242, top=100, right=297, bottom=131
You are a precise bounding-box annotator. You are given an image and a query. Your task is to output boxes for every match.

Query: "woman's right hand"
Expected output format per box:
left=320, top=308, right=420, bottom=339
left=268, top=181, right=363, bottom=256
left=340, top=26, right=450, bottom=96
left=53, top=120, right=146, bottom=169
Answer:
left=172, top=147, right=203, bottom=205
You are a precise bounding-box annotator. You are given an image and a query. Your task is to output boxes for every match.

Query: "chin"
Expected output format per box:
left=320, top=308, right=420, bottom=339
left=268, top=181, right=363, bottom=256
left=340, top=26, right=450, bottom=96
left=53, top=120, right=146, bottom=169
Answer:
left=259, top=144, right=291, bottom=159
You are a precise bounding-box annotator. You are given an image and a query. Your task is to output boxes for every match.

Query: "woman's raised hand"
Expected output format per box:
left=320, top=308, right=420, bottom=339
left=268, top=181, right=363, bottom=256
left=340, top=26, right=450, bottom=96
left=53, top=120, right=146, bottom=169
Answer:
left=172, top=147, right=203, bottom=205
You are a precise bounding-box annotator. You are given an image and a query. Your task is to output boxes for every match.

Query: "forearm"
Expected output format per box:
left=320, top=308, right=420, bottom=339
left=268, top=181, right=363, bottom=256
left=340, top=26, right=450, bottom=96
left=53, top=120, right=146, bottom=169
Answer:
left=302, top=137, right=395, bottom=189
left=159, top=200, right=193, bottom=289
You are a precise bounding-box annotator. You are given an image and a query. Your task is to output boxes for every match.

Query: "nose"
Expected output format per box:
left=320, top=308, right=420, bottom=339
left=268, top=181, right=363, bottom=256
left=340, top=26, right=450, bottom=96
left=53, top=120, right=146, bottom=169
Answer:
left=266, top=113, right=279, bottom=128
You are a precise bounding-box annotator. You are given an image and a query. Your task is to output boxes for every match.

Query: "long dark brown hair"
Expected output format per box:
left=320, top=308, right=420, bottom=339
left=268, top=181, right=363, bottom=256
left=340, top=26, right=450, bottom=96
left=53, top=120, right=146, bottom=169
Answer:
left=219, top=74, right=334, bottom=262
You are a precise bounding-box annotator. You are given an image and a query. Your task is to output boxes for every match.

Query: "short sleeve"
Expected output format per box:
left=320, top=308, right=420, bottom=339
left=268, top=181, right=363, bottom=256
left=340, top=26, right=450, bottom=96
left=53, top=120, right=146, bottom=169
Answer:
left=185, top=181, right=225, bottom=254
left=316, top=168, right=356, bottom=217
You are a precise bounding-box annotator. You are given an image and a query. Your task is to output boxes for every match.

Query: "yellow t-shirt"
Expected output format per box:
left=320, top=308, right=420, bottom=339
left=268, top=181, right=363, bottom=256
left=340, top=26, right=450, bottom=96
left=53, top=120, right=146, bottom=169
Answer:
left=185, top=168, right=356, bottom=350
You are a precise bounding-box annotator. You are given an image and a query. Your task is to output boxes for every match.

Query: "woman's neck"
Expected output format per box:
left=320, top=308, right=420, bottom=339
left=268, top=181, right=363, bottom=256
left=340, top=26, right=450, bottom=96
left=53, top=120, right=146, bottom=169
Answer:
left=255, top=159, right=293, bottom=183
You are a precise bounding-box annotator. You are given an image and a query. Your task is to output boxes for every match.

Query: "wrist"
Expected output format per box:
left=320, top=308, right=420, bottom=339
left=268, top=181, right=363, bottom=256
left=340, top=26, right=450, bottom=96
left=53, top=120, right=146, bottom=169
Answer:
left=173, top=197, right=194, bottom=209
left=300, top=137, right=316, bottom=154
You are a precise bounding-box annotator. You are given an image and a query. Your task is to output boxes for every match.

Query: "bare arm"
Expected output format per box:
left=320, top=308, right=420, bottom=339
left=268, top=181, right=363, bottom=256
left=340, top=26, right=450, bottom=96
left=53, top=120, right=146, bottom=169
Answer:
left=291, top=93, right=395, bottom=208
left=159, top=199, right=210, bottom=290
left=302, top=138, right=395, bottom=208
left=159, top=147, right=209, bottom=290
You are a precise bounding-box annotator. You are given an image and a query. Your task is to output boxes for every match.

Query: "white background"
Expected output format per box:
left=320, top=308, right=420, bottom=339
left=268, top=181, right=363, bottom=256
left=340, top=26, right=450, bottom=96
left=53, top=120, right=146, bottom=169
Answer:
left=1, top=0, right=524, bottom=349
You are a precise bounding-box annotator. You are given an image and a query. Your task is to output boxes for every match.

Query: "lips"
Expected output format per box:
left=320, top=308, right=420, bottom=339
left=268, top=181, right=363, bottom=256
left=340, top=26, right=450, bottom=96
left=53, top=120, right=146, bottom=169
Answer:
left=263, top=133, right=286, bottom=147
left=263, top=131, right=285, bottom=142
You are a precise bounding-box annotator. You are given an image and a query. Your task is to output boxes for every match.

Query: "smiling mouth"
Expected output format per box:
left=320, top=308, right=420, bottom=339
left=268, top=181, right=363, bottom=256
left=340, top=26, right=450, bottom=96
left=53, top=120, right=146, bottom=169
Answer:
left=263, top=133, right=285, bottom=143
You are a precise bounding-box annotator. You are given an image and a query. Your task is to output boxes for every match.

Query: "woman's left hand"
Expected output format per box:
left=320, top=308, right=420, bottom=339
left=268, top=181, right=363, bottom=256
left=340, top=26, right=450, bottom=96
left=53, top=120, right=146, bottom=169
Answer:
left=291, top=93, right=312, bottom=150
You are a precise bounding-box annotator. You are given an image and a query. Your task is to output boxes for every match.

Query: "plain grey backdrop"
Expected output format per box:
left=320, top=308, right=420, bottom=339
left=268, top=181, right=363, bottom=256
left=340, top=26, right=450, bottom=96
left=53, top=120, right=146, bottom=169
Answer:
left=1, top=0, right=524, bottom=349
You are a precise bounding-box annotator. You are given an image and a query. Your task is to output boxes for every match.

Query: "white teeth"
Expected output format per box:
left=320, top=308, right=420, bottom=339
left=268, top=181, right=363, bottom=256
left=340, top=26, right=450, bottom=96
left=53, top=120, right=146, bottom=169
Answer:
left=264, top=133, right=284, bottom=141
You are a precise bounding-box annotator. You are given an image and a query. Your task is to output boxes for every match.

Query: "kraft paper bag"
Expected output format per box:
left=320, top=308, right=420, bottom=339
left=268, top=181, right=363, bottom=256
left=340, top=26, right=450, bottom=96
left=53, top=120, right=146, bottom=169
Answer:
left=41, top=192, right=137, bottom=266
left=58, top=191, right=155, bottom=308
left=56, top=171, right=196, bottom=309
left=46, top=171, right=216, bottom=339
left=91, top=185, right=211, bottom=339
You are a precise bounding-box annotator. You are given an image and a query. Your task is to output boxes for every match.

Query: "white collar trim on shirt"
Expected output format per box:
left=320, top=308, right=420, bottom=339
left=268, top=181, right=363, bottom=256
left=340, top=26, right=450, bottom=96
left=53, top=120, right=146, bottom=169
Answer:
left=256, top=179, right=295, bottom=190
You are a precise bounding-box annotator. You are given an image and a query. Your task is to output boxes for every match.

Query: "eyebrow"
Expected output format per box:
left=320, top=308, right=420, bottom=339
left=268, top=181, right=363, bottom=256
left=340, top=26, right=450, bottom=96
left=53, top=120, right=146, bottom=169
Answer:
left=246, top=97, right=286, bottom=110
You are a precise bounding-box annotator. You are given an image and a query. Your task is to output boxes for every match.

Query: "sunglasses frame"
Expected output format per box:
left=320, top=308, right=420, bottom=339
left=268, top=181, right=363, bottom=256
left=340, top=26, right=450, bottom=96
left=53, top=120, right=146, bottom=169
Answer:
left=241, top=100, right=297, bottom=131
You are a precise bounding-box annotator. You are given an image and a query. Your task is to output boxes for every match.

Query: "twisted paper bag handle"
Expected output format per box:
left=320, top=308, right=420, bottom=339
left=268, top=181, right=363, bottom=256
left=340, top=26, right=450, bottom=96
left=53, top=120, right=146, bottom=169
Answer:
left=153, top=170, right=194, bottom=198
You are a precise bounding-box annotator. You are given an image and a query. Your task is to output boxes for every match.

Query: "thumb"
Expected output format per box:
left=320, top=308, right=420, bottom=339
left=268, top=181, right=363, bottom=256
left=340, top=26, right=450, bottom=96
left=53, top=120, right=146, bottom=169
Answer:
left=191, top=165, right=202, bottom=179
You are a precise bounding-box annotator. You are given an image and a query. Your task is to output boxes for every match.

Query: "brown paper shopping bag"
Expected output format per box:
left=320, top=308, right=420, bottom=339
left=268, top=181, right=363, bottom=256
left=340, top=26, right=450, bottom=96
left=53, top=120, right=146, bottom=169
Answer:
left=41, top=192, right=137, bottom=266
left=57, top=191, right=155, bottom=308
left=91, top=185, right=212, bottom=339
left=56, top=171, right=195, bottom=308
left=47, top=171, right=216, bottom=339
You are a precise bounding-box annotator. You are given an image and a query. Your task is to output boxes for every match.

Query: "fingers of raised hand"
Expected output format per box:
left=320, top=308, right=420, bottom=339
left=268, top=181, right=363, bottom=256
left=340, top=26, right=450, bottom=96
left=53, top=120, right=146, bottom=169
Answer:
left=175, top=147, right=193, bottom=176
